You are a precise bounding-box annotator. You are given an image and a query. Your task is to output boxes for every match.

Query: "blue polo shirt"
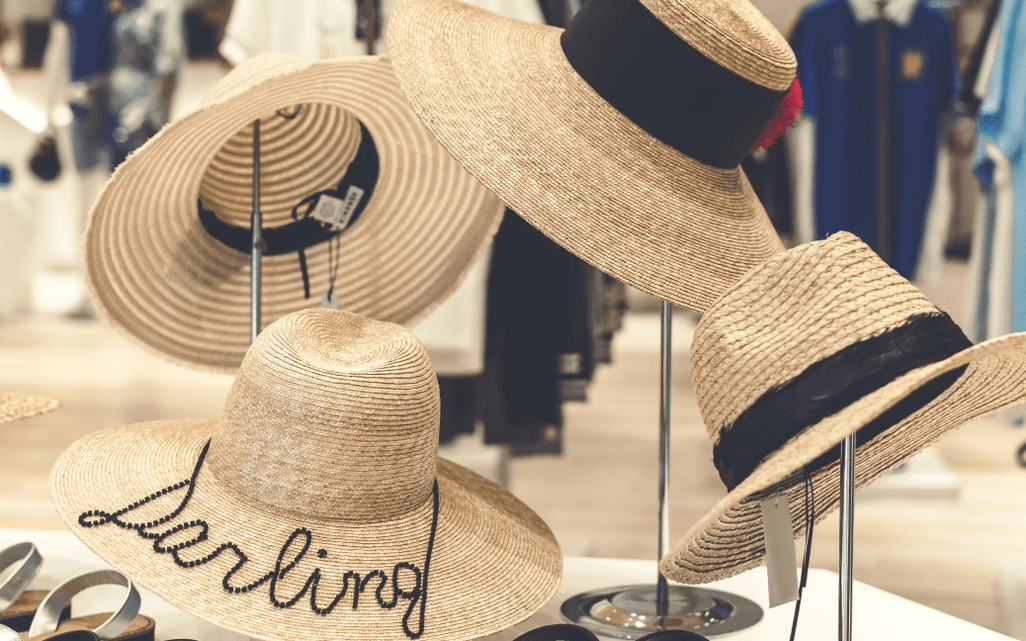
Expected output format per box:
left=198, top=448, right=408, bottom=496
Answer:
left=791, top=0, right=957, bottom=277
left=55, top=0, right=115, bottom=81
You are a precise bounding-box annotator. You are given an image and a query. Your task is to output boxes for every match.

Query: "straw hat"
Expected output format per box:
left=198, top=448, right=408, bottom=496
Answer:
left=84, top=53, right=505, bottom=373
left=387, top=0, right=800, bottom=313
left=660, top=232, right=1026, bottom=584
left=50, top=309, right=562, bottom=641
left=1, top=392, right=57, bottom=424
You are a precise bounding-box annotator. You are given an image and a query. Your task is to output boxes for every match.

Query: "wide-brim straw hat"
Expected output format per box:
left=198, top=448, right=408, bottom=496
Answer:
left=50, top=309, right=561, bottom=641
left=84, top=53, right=504, bottom=373
left=660, top=232, right=1026, bottom=584
left=0, top=392, right=57, bottom=423
left=387, top=0, right=799, bottom=313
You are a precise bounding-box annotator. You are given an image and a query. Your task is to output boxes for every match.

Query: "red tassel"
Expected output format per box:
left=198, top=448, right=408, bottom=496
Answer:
left=750, top=76, right=803, bottom=153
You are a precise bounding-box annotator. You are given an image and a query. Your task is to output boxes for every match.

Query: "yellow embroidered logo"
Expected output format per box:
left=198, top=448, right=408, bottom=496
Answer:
left=901, top=48, right=926, bottom=82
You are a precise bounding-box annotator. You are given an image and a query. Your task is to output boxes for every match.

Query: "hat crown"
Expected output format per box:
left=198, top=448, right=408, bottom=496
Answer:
left=691, top=232, right=940, bottom=443
left=207, top=309, right=440, bottom=522
left=639, top=0, right=795, bottom=90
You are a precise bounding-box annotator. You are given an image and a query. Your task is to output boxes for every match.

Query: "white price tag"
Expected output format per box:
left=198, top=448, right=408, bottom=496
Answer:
left=310, top=185, right=365, bottom=232
left=761, top=494, right=799, bottom=607
left=322, top=292, right=340, bottom=310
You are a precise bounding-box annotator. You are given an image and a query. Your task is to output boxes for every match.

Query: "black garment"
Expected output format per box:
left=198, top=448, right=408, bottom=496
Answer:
left=437, top=376, right=479, bottom=444
left=435, top=0, right=628, bottom=453
left=474, top=210, right=626, bottom=454
left=741, top=142, right=794, bottom=236
left=480, top=211, right=567, bottom=450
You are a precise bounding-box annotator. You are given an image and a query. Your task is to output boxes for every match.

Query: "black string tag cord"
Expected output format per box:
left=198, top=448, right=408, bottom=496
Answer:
left=788, top=470, right=815, bottom=641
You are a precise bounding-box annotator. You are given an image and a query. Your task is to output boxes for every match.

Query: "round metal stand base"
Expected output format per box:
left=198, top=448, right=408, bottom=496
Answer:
left=561, top=584, right=763, bottom=639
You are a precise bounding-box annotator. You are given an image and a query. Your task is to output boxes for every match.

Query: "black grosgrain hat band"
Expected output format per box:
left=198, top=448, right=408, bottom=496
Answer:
left=712, top=312, right=974, bottom=491
left=197, top=121, right=380, bottom=257
left=560, top=0, right=788, bottom=168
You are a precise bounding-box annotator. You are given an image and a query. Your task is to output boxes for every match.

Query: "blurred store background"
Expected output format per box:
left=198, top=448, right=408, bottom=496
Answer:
left=2, top=0, right=1026, bottom=637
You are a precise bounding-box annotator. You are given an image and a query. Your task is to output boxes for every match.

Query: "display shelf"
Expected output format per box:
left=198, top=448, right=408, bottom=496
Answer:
left=1, top=528, right=1012, bottom=640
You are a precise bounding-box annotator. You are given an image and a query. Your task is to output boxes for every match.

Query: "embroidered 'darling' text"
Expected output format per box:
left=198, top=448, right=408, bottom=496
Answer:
left=77, top=440, right=437, bottom=639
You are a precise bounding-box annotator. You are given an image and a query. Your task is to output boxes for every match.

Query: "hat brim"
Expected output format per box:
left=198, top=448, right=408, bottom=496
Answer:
left=387, top=0, right=785, bottom=314
left=84, top=55, right=504, bottom=374
left=660, top=332, right=1026, bottom=583
left=50, top=419, right=562, bottom=641
left=0, top=391, right=58, bottom=423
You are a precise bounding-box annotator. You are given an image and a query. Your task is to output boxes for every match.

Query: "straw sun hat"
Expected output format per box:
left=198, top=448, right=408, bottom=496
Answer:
left=84, top=53, right=505, bottom=373
left=50, top=308, right=562, bottom=641
left=0, top=392, right=57, bottom=424
left=659, top=232, right=1026, bottom=584
left=388, top=0, right=801, bottom=313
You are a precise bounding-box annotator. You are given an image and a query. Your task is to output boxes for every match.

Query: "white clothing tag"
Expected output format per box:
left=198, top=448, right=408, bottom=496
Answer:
left=761, top=495, right=799, bottom=607
left=311, top=185, right=365, bottom=231
left=321, top=292, right=340, bottom=310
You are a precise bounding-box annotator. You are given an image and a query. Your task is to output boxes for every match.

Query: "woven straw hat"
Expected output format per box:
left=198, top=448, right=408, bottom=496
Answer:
left=660, top=232, right=1026, bottom=584
left=84, top=53, right=505, bottom=373
left=50, top=309, right=562, bottom=641
left=387, top=0, right=799, bottom=313
left=0, top=392, right=57, bottom=423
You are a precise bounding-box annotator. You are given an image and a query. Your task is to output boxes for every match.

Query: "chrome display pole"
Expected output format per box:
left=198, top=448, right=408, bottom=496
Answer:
left=876, top=0, right=891, bottom=265
left=250, top=119, right=262, bottom=343
left=838, top=434, right=856, bottom=641
left=656, top=300, right=672, bottom=617
left=561, top=301, right=763, bottom=638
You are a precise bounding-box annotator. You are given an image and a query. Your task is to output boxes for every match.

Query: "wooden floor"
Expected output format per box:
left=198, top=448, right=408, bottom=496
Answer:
left=2, top=300, right=1026, bottom=638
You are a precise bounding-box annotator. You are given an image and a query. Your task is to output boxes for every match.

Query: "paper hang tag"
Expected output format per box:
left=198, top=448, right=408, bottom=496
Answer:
left=311, top=185, right=365, bottom=232
left=322, top=292, right=340, bottom=310
left=761, top=495, right=799, bottom=607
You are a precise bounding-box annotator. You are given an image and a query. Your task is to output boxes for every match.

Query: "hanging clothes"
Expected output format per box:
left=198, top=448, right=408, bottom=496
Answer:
left=791, top=0, right=958, bottom=278
left=108, top=0, right=185, bottom=170
left=741, top=142, right=795, bottom=236
left=220, top=0, right=543, bottom=64
left=974, top=0, right=1026, bottom=335
left=943, top=0, right=1004, bottom=259
left=55, top=0, right=115, bottom=171
left=480, top=209, right=605, bottom=454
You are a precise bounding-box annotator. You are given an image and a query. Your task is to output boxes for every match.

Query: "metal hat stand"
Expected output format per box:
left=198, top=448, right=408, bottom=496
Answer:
left=248, top=106, right=308, bottom=342
left=560, top=311, right=860, bottom=641
left=245, top=95, right=864, bottom=640
left=561, top=302, right=763, bottom=638
left=250, top=118, right=263, bottom=342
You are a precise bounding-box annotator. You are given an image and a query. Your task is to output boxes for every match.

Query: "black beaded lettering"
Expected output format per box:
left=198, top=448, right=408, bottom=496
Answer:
left=270, top=529, right=316, bottom=609
left=153, top=520, right=208, bottom=553
left=309, top=569, right=358, bottom=615
left=363, top=570, right=389, bottom=608
left=76, top=441, right=439, bottom=639
left=404, top=480, right=438, bottom=640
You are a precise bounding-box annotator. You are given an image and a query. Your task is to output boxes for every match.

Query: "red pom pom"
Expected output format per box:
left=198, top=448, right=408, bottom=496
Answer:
left=750, top=76, right=803, bottom=153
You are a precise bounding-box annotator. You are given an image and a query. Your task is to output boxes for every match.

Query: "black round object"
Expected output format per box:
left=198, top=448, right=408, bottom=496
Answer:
left=29, top=135, right=61, bottom=182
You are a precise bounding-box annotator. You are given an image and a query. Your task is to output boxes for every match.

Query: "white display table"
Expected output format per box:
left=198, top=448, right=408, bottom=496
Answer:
left=1, top=528, right=1012, bottom=641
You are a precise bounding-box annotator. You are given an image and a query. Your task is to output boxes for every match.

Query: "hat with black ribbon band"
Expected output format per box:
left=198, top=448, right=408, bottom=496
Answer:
left=714, top=311, right=973, bottom=492
left=660, top=232, right=1026, bottom=584
left=388, top=0, right=797, bottom=314
left=83, top=54, right=505, bottom=373
left=561, top=0, right=789, bottom=168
